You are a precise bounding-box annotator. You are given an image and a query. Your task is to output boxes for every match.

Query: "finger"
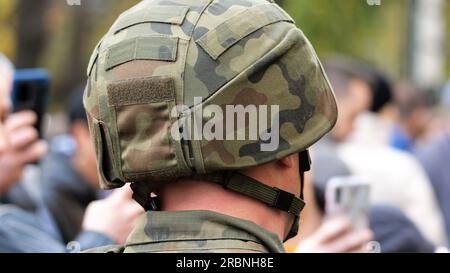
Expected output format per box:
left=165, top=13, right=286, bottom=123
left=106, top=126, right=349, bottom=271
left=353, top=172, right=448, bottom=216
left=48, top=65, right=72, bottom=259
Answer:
left=123, top=205, right=145, bottom=222
left=0, top=87, right=12, bottom=115
left=354, top=230, right=375, bottom=253
left=3, top=100, right=11, bottom=117
left=316, top=217, right=352, bottom=244
left=0, top=99, right=11, bottom=121
left=4, top=111, right=37, bottom=132
left=9, top=127, right=38, bottom=150
left=0, top=124, right=9, bottom=154
left=126, top=200, right=145, bottom=214
left=326, top=229, right=373, bottom=253
left=348, top=244, right=373, bottom=253
left=347, top=237, right=376, bottom=253
left=17, top=140, right=48, bottom=164
left=113, top=184, right=135, bottom=201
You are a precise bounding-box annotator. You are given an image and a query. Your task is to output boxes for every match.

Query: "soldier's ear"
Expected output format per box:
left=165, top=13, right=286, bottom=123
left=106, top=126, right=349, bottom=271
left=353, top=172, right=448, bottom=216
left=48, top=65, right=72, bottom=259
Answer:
left=278, top=153, right=298, bottom=169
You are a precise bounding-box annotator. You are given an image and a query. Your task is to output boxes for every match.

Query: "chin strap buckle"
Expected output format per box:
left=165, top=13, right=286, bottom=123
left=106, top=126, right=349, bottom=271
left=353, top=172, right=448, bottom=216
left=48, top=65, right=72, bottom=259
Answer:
left=131, top=182, right=160, bottom=211
left=272, top=188, right=296, bottom=213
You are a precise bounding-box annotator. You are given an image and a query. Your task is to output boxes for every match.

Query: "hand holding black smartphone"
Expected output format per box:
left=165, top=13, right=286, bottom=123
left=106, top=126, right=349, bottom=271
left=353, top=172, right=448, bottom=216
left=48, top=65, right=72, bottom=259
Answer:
left=12, top=69, right=50, bottom=139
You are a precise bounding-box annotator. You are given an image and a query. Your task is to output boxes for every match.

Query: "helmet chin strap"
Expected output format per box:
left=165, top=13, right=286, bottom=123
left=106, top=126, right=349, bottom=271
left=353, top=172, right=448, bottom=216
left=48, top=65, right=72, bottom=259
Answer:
left=192, top=150, right=311, bottom=242
left=286, top=149, right=311, bottom=241
left=131, top=150, right=312, bottom=243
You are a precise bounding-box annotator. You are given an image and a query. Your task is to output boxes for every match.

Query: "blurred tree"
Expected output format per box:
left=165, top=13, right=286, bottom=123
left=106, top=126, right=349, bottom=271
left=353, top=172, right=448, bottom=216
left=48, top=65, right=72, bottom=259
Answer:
left=58, top=2, right=92, bottom=102
left=16, top=0, right=50, bottom=68
left=1, top=0, right=448, bottom=109
left=0, top=0, right=16, bottom=58
left=38, top=0, right=138, bottom=104
left=282, top=0, right=408, bottom=78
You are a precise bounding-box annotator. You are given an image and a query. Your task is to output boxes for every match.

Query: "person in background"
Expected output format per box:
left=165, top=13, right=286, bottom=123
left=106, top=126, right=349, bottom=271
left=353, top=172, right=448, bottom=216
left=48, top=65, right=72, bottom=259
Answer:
left=39, top=86, right=103, bottom=244
left=282, top=59, right=375, bottom=252
left=294, top=204, right=438, bottom=253
left=284, top=174, right=374, bottom=253
left=415, top=82, right=450, bottom=245
left=312, top=58, right=374, bottom=192
left=306, top=57, right=445, bottom=252
left=284, top=149, right=436, bottom=253
left=0, top=53, right=143, bottom=252
left=0, top=54, right=48, bottom=199
left=0, top=53, right=13, bottom=152
left=369, top=205, right=441, bottom=253
left=390, top=83, right=430, bottom=152
left=1, top=186, right=143, bottom=252
left=333, top=59, right=448, bottom=247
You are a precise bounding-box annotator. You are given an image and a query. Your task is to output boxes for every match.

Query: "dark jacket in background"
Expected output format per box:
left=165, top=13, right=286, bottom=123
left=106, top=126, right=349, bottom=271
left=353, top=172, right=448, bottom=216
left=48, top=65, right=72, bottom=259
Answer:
left=370, top=205, right=435, bottom=253
left=40, top=135, right=100, bottom=243
left=416, top=132, right=450, bottom=246
left=0, top=205, right=113, bottom=253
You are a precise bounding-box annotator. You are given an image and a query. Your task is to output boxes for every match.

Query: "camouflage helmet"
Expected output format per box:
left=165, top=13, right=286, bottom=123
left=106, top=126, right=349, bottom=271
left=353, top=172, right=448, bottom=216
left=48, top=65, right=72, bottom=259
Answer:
left=84, top=0, right=337, bottom=240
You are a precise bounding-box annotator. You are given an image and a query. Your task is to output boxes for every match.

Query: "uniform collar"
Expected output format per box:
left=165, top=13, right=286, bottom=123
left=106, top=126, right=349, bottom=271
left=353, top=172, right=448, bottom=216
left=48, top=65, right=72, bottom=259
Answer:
left=125, top=210, right=285, bottom=253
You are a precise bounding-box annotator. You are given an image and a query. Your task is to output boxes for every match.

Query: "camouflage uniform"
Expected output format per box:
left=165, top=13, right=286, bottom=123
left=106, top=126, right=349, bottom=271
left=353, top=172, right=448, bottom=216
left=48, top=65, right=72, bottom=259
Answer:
left=84, top=0, right=337, bottom=252
left=87, top=210, right=285, bottom=253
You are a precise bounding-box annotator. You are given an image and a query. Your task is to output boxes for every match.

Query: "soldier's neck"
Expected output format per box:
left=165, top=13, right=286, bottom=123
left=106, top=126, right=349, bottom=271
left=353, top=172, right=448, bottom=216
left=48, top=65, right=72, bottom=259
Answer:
left=158, top=179, right=290, bottom=242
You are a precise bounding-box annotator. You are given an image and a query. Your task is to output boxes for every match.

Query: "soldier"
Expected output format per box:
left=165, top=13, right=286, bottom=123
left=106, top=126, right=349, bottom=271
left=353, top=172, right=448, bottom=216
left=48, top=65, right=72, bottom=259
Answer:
left=84, top=0, right=337, bottom=253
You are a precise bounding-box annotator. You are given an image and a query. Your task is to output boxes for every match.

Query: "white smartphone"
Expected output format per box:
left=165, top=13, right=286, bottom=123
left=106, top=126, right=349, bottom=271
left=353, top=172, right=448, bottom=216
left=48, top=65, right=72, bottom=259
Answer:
left=325, top=176, right=370, bottom=229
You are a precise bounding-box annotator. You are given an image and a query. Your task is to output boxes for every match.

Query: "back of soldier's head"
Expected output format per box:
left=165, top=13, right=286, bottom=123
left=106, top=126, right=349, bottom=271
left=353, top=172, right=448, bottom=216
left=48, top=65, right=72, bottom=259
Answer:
left=84, top=0, right=338, bottom=241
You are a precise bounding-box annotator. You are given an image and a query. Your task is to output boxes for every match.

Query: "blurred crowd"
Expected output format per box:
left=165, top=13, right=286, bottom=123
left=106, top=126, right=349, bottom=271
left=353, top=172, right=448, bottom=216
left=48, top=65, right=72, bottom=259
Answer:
left=287, top=58, right=450, bottom=253
left=1, top=50, right=450, bottom=253
left=0, top=53, right=143, bottom=252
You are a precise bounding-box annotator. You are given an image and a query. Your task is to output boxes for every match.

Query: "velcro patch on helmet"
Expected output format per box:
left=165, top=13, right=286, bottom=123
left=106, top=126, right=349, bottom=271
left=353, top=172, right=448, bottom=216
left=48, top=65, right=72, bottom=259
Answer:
left=105, top=36, right=178, bottom=71
left=112, top=5, right=190, bottom=34
left=107, top=76, right=175, bottom=106
left=196, top=3, right=294, bottom=60
left=107, top=76, right=178, bottom=176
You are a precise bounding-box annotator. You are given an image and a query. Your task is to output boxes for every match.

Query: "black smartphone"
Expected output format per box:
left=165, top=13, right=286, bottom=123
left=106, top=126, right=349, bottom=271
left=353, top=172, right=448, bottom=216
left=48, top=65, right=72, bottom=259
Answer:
left=12, top=69, right=50, bottom=139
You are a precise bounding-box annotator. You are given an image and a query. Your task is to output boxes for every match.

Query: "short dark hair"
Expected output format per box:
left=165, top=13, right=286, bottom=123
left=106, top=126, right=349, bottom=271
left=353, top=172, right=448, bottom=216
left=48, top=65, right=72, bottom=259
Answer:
left=394, top=83, right=427, bottom=119
left=324, top=57, right=393, bottom=112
